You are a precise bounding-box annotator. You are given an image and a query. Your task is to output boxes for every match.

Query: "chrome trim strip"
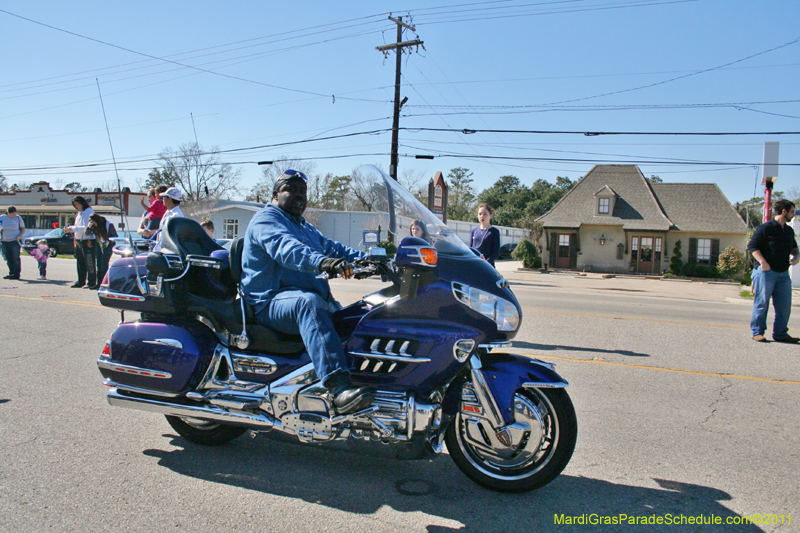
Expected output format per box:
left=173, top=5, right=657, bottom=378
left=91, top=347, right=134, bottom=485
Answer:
left=98, top=289, right=147, bottom=302
left=98, top=359, right=172, bottom=379
left=522, top=381, right=569, bottom=389
left=142, top=339, right=184, bottom=349
left=231, top=353, right=277, bottom=376
left=478, top=342, right=512, bottom=350
left=107, top=388, right=275, bottom=428
left=187, top=257, right=221, bottom=269
left=110, top=382, right=180, bottom=398
left=530, top=358, right=556, bottom=371
left=350, top=351, right=431, bottom=363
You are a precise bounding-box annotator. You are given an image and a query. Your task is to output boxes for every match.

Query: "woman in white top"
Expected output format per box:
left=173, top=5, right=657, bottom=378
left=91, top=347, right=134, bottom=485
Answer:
left=63, top=196, right=97, bottom=288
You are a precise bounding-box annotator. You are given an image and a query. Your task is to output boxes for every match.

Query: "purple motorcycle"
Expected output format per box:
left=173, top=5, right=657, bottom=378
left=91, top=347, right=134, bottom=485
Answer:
left=97, top=166, right=576, bottom=492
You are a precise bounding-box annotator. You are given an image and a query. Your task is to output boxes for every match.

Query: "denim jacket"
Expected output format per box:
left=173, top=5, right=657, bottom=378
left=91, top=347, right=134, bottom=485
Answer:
left=241, top=204, right=365, bottom=314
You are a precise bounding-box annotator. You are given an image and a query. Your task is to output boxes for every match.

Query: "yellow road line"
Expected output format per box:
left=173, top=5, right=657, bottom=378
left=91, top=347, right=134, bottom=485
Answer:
left=511, top=350, right=800, bottom=385
left=0, top=293, right=103, bottom=308
left=523, top=308, right=749, bottom=329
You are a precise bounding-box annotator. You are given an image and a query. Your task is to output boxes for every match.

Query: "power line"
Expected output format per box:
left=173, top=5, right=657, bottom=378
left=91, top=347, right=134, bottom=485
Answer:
left=0, top=8, right=388, bottom=102
left=406, top=127, right=800, bottom=136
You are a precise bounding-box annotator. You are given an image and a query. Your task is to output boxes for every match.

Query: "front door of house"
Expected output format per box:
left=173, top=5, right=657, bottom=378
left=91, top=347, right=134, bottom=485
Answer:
left=556, top=233, right=571, bottom=268
left=638, top=237, right=653, bottom=272
left=631, top=236, right=662, bottom=273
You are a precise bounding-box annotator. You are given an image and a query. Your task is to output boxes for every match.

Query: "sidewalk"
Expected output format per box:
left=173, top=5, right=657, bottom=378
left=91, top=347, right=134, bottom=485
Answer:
left=493, top=260, right=760, bottom=305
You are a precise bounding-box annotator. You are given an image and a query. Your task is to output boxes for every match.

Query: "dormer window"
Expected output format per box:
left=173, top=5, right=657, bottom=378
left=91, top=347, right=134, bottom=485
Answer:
left=594, top=185, right=616, bottom=216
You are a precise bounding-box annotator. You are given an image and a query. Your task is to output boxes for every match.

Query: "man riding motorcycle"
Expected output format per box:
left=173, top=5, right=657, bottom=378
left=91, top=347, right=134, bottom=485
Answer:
left=240, top=170, right=373, bottom=414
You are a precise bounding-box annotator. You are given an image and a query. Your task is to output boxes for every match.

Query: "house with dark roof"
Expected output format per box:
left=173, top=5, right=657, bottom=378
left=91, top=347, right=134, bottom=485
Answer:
left=536, top=165, right=748, bottom=274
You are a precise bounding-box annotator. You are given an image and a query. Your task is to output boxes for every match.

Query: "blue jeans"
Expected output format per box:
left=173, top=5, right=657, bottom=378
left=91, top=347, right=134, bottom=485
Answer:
left=2, top=240, right=21, bottom=278
left=255, top=290, right=348, bottom=385
left=750, top=267, right=793, bottom=339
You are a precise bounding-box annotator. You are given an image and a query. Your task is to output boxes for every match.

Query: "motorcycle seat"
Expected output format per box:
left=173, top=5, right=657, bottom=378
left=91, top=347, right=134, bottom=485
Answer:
left=228, top=237, right=305, bottom=354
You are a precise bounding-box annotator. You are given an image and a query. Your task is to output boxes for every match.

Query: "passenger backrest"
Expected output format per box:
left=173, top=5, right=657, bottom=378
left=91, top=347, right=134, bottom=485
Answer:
left=229, top=237, right=244, bottom=288
left=161, top=217, right=221, bottom=259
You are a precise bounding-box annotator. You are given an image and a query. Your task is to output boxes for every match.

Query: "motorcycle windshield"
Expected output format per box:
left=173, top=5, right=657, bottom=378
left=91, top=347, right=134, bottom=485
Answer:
left=359, top=165, right=474, bottom=257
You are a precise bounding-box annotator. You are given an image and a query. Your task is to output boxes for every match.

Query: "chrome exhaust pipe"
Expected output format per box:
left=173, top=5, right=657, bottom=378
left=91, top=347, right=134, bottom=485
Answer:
left=107, top=388, right=276, bottom=429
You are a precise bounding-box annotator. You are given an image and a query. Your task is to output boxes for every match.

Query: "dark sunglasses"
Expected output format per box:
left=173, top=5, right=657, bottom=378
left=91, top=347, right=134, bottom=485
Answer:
left=282, top=169, right=307, bottom=181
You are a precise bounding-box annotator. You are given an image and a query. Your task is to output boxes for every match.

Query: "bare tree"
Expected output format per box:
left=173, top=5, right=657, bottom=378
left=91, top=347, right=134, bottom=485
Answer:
left=400, top=168, right=427, bottom=204
left=351, top=166, right=392, bottom=212
left=155, top=142, right=241, bottom=219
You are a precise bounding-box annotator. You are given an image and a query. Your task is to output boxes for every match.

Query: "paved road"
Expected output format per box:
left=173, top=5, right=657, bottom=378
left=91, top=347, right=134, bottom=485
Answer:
left=1, top=256, right=797, bottom=532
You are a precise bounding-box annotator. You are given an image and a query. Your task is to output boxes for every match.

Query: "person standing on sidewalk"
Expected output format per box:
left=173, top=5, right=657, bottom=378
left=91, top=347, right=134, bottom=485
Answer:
left=0, top=206, right=25, bottom=280
left=63, top=196, right=96, bottom=288
left=749, top=198, right=800, bottom=343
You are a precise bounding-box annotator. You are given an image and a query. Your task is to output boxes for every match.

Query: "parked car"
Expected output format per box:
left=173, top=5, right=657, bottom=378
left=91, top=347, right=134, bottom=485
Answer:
left=21, top=229, right=75, bottom=258
left=498, top=242, right=518, bottom=260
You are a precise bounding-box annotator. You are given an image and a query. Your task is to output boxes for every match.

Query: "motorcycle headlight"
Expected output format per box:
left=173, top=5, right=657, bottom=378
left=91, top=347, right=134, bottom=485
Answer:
left=451, top=282, right=520, bottom=331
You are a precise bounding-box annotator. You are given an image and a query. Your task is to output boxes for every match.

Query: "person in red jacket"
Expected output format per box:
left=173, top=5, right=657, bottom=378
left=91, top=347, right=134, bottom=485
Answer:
left=140, top=186, right=168, bottom=231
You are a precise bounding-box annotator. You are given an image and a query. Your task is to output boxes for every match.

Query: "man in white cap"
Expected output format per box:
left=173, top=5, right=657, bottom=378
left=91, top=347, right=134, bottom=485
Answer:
left=152, top=187, right=184, bottom=251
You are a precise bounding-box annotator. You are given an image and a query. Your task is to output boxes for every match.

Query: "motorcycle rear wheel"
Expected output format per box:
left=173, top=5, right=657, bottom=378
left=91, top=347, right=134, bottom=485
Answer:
left=445, top=387, right=577, bottom=493
left=165, top=415, right=248, bottom=446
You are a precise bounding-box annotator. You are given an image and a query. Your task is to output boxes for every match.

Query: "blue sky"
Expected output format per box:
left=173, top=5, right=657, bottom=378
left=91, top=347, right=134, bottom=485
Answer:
left=2, top=0, right=798, bottom=204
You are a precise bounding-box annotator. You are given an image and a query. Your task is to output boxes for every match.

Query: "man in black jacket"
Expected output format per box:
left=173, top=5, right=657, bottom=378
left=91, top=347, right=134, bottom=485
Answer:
left=748, top=199, right=800, bottom=342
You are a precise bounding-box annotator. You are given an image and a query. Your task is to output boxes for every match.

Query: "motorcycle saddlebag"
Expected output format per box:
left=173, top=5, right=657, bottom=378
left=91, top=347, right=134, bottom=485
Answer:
left=98, top=318, right=218, bottom=395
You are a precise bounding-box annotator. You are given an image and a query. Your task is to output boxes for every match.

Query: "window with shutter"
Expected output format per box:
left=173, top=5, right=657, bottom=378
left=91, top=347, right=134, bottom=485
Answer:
left=688, top=238, right=698, bottom=264
left=696, top=238, right=711, bottom=265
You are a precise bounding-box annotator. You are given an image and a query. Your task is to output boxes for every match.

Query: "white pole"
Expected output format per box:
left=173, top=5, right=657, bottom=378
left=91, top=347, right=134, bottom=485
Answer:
left=792, top=217, right=800, bottom=287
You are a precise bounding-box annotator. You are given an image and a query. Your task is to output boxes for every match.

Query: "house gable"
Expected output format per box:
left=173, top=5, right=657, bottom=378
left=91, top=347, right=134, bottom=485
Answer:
left=537, top=165, right=672, bottom=231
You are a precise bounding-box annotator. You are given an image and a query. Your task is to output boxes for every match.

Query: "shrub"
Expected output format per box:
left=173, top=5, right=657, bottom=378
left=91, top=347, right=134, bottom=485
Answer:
left=512, top=239, right=541, bottom=269
left=693, top=265, right=720, bottom=278
left=669, top=240, right=683, bottom=275
left=716, top=244, right=746, bottom=279
left=378, top=239, right=397, bottom=256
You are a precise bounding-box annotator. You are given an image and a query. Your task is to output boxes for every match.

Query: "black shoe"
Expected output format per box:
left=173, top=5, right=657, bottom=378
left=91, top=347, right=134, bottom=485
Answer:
left=8, top=275, right=19, bottom=280
left=88, top=285, right=99, bottom=290
left=333, top=387, right=374, bottom=414
left=773, top=335, right=800, bottom=344
left=2, top=275, right=11, bottom=279
left=71, top=282, right=84, bottom=288
left=326, top=373, right=373, bottom=414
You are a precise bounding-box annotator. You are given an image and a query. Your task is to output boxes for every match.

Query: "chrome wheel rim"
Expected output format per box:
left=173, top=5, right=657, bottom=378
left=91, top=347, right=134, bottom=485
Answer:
left=455, top=389, right=559, bottom=480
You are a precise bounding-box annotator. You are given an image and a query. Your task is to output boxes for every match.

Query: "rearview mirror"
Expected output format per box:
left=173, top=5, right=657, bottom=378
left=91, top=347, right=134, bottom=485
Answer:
left=368, top=247, right=388, bottom=261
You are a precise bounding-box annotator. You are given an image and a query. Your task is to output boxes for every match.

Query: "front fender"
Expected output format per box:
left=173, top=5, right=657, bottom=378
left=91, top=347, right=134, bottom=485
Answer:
left=476, top=352, right=568, bottom=425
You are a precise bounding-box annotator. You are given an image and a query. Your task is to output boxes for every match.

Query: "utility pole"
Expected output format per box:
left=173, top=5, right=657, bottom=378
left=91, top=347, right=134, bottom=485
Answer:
left=376, top=15, right=423, bottom=181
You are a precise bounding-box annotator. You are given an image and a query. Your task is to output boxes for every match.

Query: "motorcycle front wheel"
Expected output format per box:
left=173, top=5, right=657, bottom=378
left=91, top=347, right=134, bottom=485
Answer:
left=165, top=415, right=248, bottom=446
left=445, top=387, right=577, bottom=493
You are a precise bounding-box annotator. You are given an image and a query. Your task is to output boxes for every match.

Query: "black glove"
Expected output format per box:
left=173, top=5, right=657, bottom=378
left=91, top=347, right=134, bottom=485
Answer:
left=319, top=257, right=353, bottom=277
